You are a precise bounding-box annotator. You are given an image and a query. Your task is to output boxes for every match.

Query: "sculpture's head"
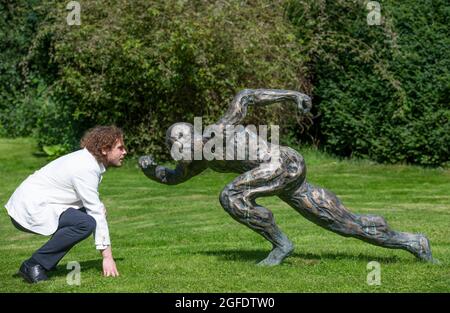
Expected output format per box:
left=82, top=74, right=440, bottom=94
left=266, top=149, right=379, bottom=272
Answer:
left=166, top=122, right=197, bottom=162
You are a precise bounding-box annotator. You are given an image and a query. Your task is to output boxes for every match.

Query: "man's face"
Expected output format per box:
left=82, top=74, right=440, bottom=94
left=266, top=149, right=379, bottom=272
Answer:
left=103, top=138, right=127, bottom=167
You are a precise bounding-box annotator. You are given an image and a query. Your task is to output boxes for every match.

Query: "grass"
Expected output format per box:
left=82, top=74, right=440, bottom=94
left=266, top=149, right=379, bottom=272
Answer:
left=0, top=137, right=449, bottom=292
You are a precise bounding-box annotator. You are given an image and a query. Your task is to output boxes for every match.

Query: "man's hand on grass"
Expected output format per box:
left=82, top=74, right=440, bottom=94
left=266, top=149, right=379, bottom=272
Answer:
left=102, top=257, right=119, bottom=277
left=101, top=246, right=119, bottom=277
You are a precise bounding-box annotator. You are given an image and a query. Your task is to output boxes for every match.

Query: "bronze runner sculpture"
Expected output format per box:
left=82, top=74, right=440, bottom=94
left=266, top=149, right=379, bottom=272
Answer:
left=139, top=89, right=435, bottom=265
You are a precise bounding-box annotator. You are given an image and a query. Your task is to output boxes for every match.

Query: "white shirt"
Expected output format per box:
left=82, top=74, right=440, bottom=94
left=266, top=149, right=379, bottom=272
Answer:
left=5, top=148, right=111, bottom=250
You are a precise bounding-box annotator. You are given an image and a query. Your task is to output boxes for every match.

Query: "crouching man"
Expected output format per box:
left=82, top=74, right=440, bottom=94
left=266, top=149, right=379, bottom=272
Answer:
left=5, top=125, right=127, bottom=283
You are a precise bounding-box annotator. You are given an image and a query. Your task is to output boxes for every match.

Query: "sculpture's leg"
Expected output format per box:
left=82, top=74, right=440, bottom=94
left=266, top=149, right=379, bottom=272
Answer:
left=219, top=164, right=296, bottom=266
left=281, top=181, right=435, bottom=262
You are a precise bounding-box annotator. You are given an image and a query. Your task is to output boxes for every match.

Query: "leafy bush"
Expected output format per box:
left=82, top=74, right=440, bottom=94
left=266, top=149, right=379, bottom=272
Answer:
left=0, top=0, right=48, bottom=137
left=25, top=0, right=308, bottom=158
left=0, top=81, right=46, bottom=137
left=286, top=0, right=449, bottom=166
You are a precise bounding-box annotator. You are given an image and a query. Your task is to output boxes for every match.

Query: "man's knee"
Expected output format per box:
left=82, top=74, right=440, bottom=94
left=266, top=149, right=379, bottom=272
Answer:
left=78, top=214, right=96, bottom=235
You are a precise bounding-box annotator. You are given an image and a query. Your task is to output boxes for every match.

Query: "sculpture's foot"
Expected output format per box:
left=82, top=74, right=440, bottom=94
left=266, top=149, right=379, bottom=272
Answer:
left=408, top=234, right=438, bottom=264
left=257, top=243, right=294, bottom=266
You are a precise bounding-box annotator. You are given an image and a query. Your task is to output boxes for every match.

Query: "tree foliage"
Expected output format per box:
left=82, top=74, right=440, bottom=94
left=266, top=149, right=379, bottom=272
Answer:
left=25, top=0, right=308, bottom=157
left=1, top=0, right=448, bottom=166
left=286, top=0, right=449, bottom=166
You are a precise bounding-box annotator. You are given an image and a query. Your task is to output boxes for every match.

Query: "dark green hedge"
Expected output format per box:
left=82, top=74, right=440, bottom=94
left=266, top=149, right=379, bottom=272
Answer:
left=286, top=0, right=449, bottom=166
left=0, top=0, right=48, bottom=137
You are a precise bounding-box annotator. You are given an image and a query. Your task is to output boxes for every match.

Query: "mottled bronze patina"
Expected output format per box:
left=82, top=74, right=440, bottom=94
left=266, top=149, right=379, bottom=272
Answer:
left=139, top=89, right=435, bottom=265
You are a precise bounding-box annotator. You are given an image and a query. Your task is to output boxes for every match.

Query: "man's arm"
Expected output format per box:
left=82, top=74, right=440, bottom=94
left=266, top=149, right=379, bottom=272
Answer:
left=72, top=170, right=111, bottom=248
left=218, top=89, right=312, bottom=125
left=72, top=170, right=118, bottom=277
left=138, top=156, right=207, bottom=185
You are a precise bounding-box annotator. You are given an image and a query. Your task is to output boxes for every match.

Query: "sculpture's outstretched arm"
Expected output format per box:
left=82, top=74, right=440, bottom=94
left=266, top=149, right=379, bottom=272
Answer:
left=138, top=155, right=207, bottom=185
left=217, top=89, right=312, bottom=125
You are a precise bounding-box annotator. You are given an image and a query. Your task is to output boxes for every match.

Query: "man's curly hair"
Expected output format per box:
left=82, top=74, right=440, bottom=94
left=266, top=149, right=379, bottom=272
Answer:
left=80, top=125, right=124, bottom=163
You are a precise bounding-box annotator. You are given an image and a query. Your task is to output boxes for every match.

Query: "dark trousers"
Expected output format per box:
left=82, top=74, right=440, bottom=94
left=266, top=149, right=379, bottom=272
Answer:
left=11, top=208, right=96, bottom=271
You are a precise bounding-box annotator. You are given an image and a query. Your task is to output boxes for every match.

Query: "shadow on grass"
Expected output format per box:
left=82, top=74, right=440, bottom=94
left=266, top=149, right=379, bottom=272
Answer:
left=12, top=258, right=125, bottom=281
left=202, top=249, right=401, bottom=264
left=46, top=257, right=126, bottom=278
left=32, top=151, right=49, bottom=158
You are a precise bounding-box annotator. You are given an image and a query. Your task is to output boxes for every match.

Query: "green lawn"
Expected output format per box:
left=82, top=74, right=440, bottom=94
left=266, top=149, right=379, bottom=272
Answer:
left=0, top=138, right=449, bottom=292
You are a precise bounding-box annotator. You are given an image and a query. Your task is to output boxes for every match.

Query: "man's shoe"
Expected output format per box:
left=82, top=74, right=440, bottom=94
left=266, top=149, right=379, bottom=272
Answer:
left=18, top=260, right=48, bottom=283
